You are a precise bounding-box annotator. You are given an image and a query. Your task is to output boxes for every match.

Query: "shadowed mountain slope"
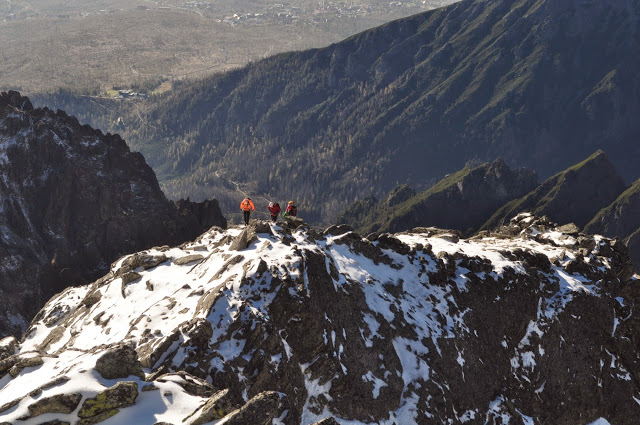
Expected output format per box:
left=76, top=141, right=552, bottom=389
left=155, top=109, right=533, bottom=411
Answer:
left=59, top=0, right=640, bottom=223
left=481, top=150, right=627, bottom=231
left=338, top=150, right=640, bottom=269
left=337, top=158, right=537, bottom=234
left=0, top=91, right=226, bottom=338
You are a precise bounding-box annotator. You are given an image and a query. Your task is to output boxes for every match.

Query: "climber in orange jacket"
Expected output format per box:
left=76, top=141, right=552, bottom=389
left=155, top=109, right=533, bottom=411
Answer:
left=240, top=197, right=255, bottom=225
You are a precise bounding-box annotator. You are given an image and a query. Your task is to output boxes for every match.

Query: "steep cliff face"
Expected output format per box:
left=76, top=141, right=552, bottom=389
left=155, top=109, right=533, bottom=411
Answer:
left=339, top=158, right=537, bottom=235
left=1, top=215, right=638, bottom=424
left=0, top=91, right=226, bottom=338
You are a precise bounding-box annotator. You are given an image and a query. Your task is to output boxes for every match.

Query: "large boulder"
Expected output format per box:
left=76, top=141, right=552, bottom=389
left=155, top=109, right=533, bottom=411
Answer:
left=184, top=389, right=242, bottom=425
left=26, top=393, right=83, bottom=418
left=78, top=381, right=139, bottom=425
left=94, top=345, right=144, bottom=380
left=218, top=392, right=287, bottom=425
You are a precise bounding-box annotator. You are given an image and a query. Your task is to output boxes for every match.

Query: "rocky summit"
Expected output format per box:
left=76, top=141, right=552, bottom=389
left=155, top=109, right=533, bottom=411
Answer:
left=0, top=91, right=226, bottom=338
left=1, top=214, right=639, bottom=424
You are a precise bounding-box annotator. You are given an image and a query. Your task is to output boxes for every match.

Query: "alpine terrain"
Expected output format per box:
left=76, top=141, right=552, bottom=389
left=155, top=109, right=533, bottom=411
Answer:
left=0, top=91, right=227, bottom=338
left=1, top=214, right=638, bottom=424
left=584, top=178, right=640, bottom=274
left=34, top=0, right=640, bottom=223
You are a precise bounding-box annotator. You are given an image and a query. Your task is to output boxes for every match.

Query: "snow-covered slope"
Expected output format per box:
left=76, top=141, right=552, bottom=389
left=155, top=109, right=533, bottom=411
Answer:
left=1, top=214, right=639, bottom=424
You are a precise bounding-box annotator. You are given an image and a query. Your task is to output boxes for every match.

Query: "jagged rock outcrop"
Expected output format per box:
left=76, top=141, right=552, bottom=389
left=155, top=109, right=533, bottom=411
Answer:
left=1, top=217, right=638, bottom=424
left=94, top=345, right=145, bottom=380
left=0, top=91, right=226, bottom=338
left=175, top=198, right=227, bottom=232
left=24, top=393, right=83, bottom=419
left=339, top=158, right=537, bottom=235
left=77, top=381, right=138, bottom=425
left=482, top=150, right=627, bottom=231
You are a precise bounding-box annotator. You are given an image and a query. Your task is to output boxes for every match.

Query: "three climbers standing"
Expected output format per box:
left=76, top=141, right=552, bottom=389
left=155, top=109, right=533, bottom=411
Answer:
left=241, top=197, right=296, bottom=225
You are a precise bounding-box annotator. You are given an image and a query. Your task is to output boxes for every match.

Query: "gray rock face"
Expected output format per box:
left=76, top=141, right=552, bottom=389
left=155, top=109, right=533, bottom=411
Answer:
left=26, top=393, right=83, bottom=418
left=0, top=91, right=226, bottom=338
left=94, top=345, right=144, bottom=380
left=175, top=198, right=228, bottom=231
left=78, top=381, right=139, bottom=425
left=219, top=391, right=287, bottom=425
left=174, top=254, right=204, bottom=265
left=185, top=389, right=241, bottom=425
left=0, top=337, right=17, bottom=361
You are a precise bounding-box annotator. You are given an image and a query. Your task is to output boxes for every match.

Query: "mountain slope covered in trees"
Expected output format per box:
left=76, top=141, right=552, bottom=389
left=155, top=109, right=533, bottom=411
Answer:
left=34, top=0, right=640, bottom=223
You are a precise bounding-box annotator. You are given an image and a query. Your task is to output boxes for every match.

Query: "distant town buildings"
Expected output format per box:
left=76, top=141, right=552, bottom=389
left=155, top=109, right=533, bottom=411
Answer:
left=114, top=90, right=146, bottom=100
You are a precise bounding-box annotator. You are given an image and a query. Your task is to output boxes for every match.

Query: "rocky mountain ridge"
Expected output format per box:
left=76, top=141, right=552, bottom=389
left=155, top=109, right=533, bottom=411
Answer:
left=340, top=150, right=640, bottom=271
left=0, top=91, right=227, bottom=338
left=1, top=215, right=638, bottom=424
left=584, top=178, right=640, bottom=274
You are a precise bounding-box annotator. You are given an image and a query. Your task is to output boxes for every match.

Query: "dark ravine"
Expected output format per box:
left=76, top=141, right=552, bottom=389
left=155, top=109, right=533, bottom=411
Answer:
left=0, top=91, right=227, bottom=338
left=0, top=215, right=639, bottom=424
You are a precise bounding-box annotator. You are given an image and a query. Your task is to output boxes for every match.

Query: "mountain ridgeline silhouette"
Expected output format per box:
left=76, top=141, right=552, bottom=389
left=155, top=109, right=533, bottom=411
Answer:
left=35, top=0, right=640, bottom=223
